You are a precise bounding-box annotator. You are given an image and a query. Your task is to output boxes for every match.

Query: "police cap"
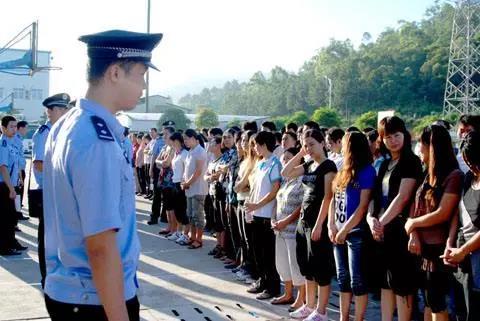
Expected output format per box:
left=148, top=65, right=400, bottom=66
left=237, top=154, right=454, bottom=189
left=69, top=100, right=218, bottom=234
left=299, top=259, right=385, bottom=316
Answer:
left=78, top=30, right=163, bottom=71
left=42, top=93, right=71, bottom=109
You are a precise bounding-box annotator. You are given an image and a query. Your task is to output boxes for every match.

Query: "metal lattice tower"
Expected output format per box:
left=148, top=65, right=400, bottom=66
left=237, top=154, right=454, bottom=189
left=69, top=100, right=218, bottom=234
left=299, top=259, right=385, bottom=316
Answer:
left=443, top=0, right=480, bottom=115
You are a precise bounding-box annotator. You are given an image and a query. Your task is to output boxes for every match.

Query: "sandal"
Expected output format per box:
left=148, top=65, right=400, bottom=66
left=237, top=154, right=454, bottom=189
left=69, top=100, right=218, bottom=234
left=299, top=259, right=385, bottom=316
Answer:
left=158, top=229, right=170, bottom=235
left=271, top=296, right=295, bottom=305
left=188, top=241, right=202, bottom=249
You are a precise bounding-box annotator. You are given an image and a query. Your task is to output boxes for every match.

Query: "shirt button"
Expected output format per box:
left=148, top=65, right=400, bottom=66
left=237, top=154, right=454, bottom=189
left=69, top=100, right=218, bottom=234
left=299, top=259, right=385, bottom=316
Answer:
left=73, top=307, right=79, bottom=313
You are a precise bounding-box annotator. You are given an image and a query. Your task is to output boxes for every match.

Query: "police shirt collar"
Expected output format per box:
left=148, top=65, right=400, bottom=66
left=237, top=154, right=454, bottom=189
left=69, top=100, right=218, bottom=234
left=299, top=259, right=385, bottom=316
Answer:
left=79, top=99, right=124, bottom=141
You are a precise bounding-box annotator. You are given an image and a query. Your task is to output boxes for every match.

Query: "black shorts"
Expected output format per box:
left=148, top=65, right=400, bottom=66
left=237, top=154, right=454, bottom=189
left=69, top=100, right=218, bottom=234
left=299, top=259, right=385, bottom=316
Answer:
left=420, top=244, right=452, bottom=313
left=296, top=220, right=334, bottom=286
left=378, top=217, right=420, bottom=296
left=162, top=184, right=188, bottom=225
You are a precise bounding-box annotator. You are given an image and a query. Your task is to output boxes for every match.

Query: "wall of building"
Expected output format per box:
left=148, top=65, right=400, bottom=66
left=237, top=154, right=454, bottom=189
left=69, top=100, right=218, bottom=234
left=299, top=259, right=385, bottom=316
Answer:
left=0, top=49, right=50, bottom=121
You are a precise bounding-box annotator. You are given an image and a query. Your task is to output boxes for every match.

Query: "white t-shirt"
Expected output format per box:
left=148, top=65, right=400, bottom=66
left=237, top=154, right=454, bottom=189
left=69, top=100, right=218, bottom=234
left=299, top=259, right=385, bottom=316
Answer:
left=172, top=149, right=188, bottom=183
left=273, top=145, right=284, bottom=159
left=329, top=152, right=344, bottom=170
left=183, top=144, right=208, bottom=197
left=250, top=155, right=282, bottom=218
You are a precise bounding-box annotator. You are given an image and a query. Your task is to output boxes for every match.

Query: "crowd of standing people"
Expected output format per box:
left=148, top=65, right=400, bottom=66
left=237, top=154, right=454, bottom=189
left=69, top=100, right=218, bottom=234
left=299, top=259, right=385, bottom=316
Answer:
left=126, top=115, right=480, bottom=321
left=1, top=28, right=480, bottom=319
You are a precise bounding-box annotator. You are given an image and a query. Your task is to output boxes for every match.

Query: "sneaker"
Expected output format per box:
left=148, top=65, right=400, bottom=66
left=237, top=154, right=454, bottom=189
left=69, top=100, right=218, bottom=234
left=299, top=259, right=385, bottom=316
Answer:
left=256, top=290, right=274, bottom=300
left=244, top=276, right=255, bottom=284
left=167, top=232, right=180, bottom=241
left=176, top=234, right=190, bottom=245
left=289, top=305, right=314, bottom=319
left=303, top=310, right=328, bottom=321
left=234, top=271, right=248, bottom=281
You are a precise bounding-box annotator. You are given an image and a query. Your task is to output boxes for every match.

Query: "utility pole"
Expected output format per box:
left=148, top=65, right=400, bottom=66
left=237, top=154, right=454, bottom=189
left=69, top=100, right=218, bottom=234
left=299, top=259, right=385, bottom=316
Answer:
left=443, top=0, right=480, bottom=115
left=324, top=76, right=332, bottom=108
left=145, top=0, right=151, bottom=113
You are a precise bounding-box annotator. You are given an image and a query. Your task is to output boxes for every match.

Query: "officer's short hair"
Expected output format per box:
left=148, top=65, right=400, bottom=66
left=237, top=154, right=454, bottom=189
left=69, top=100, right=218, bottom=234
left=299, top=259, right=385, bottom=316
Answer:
left=1, top=115, right=16, bottom=128
left=17, top=121, right=28, bottom=129
left=150, top=128, right=158, bottom=133
left=87, top=59, right=139, bottom=85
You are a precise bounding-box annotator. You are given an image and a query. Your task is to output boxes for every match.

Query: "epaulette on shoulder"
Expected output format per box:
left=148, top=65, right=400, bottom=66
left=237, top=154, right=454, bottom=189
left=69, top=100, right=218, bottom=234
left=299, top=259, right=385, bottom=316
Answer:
left=90, top=116, right=114, bottom=141
left=38, top=125, right=50, bottom=134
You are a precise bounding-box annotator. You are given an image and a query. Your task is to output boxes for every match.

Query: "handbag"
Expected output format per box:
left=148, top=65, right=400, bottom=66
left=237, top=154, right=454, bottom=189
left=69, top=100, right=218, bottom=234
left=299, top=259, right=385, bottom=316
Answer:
left=27, top=160, right=43, bottom=218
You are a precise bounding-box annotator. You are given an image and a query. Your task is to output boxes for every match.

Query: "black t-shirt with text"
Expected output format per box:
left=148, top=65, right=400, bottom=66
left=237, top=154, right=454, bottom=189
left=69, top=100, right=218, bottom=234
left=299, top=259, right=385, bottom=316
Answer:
left=301, top=159, right=337, bottom=227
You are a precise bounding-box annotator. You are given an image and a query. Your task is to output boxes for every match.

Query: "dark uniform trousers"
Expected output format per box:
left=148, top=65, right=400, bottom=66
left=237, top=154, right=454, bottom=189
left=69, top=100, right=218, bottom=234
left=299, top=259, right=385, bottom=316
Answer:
left=150, top=166, right=167, bottom=223
left=45, top=295, right=140, bottom=321
left=0, top=183, right=17, bottom=252
left=37, top=197, right=46, bottom=289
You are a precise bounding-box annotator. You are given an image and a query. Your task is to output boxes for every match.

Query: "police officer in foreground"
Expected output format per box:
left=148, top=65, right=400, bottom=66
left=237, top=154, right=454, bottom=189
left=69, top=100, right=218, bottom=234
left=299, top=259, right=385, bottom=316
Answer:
left=42, top=30, right=162, bottom=321
left=31, top=93, right=71, bottom=288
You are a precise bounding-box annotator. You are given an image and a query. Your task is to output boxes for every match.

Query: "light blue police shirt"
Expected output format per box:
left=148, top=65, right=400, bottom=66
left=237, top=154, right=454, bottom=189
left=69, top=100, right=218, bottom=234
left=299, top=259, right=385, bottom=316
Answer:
left=0, top=135, right=20, bottom=186
left=14, top=133, right=26, bottom=171
left=42, top=98, right=140, bottom=305
left=122, top=136, right=134, bottom=165
left=31, top=122, right=51, bottom=189
left=151, top=137, right=164, bottom=162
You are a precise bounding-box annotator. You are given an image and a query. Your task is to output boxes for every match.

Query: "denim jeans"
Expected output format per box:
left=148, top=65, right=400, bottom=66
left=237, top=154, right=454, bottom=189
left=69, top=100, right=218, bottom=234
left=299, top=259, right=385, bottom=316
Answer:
left=333, top=230, right=367, bottom=296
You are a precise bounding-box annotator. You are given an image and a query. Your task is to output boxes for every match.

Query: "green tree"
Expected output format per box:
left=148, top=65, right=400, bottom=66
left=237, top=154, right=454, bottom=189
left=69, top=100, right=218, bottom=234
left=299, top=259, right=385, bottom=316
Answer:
left=271, top=116, right=289, bottom=131
left=158, top=108, right=191, bottom=130
left=226, top=118, right=242, bottom=128
left=311, top=107, right=342, bottom=127
left=195, top=107, right=219, bottom=128
left=177, top=3, right=456, bottom=119
left=288, top=111, right=310, bottom=126
left=353, top=111, right=378, bottom=130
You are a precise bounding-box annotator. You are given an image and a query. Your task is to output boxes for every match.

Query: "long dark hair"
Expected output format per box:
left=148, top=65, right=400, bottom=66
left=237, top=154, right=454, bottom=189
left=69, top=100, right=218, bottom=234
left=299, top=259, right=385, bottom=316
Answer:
left=303, top=129, right=328, bottom=157
left=170, top=132, right=186, bottom=150
left=334, top=131, right=373, bottom=189
left=420, top=124, right=459, bottom=208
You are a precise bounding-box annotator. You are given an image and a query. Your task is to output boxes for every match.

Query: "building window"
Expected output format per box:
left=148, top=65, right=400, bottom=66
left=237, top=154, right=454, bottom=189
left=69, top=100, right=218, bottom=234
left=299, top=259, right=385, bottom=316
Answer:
left=13, top=88, right=24, bottom=99
left=31, top=89, right=43, bottom=100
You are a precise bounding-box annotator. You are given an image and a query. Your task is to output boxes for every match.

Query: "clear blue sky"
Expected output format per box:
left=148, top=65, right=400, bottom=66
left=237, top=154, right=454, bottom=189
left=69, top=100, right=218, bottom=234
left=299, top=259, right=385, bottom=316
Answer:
left=0, top=0, right=441, bottom=101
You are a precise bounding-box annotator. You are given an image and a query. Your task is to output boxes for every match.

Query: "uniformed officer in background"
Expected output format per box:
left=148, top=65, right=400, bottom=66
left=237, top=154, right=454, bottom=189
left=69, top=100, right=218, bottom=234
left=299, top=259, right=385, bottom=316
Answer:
left=31, top=93, right=71, bottom=288
left=42, top=30, right=162, bottom=321
left=14, top=120, right=28, bottom=221
left=0, top=116, right=28, bottom=256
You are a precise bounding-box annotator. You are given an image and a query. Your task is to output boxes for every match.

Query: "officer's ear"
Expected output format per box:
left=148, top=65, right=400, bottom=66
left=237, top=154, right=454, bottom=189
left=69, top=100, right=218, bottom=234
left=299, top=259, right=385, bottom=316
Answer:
left=105, top=63, right=124, bottom=84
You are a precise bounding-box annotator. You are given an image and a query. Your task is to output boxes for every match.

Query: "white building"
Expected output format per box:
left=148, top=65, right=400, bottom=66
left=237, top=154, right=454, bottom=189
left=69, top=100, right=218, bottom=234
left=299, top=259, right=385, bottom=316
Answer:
left=133, top=94, right=191, bottom=113
left=117, top=112, right=268, bottom=132
left=0, top=48, right=51, bottom=121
